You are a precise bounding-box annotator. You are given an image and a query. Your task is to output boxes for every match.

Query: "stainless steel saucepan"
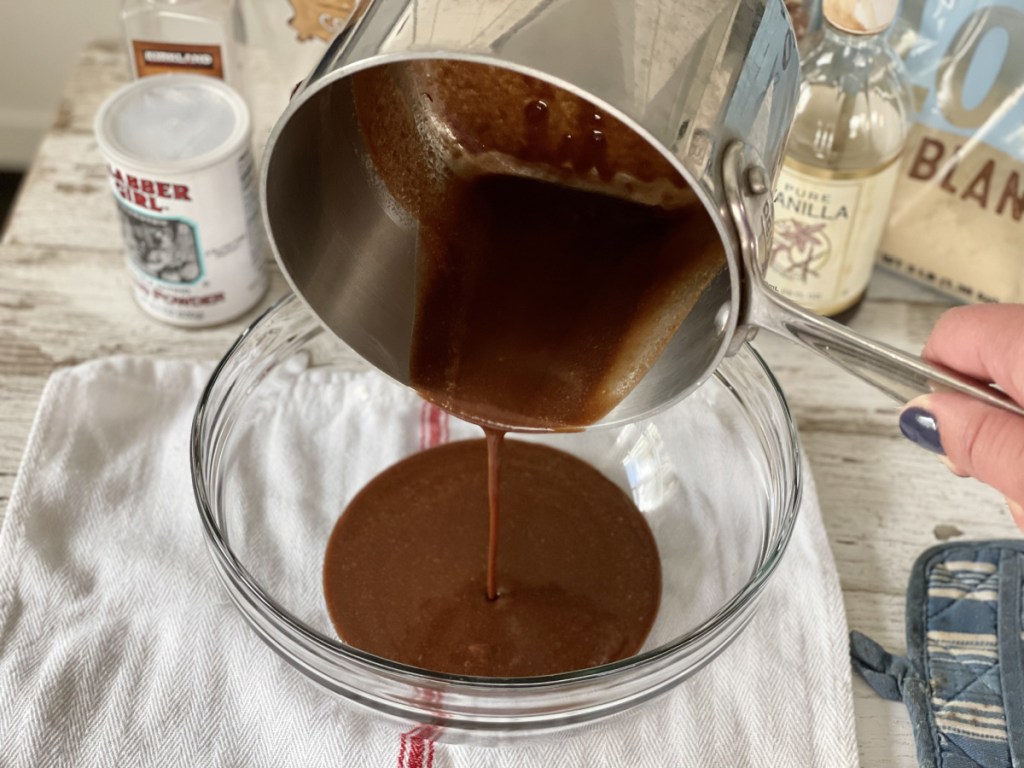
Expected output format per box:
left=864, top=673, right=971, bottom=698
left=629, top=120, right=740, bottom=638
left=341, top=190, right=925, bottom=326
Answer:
left=260, top=0, right=1023, bottom=429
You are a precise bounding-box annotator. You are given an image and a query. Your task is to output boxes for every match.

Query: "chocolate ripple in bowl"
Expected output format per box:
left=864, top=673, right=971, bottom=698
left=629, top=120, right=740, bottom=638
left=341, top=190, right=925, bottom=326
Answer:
left=323, top=438, right=661, bottom=677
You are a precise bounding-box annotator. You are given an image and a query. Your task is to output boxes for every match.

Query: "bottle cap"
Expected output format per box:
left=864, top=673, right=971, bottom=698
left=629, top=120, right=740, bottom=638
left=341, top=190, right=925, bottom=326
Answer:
left=823, top=0, right=899, bottom=35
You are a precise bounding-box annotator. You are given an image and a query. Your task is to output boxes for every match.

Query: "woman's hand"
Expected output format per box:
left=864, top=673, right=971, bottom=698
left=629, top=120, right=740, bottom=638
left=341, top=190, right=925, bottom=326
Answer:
left=899, top=304, right=1024, bottom=528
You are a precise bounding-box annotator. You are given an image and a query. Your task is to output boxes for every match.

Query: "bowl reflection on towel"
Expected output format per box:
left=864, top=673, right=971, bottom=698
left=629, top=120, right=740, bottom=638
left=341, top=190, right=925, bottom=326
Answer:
left=191, top=293, right=801, bottom=744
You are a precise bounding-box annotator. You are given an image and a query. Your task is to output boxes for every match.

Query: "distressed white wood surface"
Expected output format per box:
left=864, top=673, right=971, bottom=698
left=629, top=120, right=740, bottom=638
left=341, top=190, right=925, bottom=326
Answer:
left=3, top=41, right=1020, bottom=768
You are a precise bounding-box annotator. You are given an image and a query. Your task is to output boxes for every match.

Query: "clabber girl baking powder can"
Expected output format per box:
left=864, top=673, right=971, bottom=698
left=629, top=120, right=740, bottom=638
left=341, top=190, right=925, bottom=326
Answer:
left=95, top=73, right=267, bottom=327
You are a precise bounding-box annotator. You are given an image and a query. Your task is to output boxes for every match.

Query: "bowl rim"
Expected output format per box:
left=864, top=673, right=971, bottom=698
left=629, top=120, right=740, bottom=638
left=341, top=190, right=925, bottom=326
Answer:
left=191, top=293, right=802, bottom=714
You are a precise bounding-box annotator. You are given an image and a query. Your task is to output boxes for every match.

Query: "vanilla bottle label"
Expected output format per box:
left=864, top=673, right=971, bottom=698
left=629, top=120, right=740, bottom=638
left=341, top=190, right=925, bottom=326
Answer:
left=768, top=158, right=901, bottom=315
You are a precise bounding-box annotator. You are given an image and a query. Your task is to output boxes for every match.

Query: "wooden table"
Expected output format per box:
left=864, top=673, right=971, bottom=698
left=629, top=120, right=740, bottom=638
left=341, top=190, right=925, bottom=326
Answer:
left=2, top=41, right=1018, bottom=767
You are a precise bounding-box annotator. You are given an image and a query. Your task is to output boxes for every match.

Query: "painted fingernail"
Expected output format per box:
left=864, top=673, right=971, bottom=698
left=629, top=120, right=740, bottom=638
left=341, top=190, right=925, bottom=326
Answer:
left=899, top=407, right=944, bottom=455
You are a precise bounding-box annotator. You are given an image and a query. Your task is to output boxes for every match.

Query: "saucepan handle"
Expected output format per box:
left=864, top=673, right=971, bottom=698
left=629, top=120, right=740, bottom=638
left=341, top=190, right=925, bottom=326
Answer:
left=749, top=281, right=1024, bottom=416
left=723, top=140, right=1024, bottom=417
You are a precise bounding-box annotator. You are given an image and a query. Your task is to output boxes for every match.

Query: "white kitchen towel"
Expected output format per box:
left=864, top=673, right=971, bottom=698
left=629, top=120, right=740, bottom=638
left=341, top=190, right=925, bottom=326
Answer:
left=0, top=356, right=859, bottom=767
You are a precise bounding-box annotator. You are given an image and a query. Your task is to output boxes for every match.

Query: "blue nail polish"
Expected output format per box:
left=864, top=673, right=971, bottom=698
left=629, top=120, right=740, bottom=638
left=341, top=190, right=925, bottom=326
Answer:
left=899, top=407, right=944, bottom=455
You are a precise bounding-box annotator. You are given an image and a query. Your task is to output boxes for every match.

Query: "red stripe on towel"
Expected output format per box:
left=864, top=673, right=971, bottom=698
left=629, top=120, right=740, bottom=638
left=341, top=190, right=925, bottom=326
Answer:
left=397, top=725, right=439, bottom=767
left=419, top=402, right=448, bottom=450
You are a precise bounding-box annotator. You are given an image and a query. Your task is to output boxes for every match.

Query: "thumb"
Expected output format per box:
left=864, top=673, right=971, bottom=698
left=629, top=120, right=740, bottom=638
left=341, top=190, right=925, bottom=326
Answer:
left=900, top=393, right=1024, bottom=511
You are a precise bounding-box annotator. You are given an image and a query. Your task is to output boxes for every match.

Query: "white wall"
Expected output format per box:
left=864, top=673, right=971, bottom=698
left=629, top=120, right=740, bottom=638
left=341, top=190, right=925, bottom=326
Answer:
left=0, top=0, right=122, bottom=169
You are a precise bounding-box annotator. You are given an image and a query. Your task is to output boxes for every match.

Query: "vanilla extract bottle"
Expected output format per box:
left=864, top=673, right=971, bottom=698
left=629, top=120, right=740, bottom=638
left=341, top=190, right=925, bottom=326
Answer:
left=768, top=0, right=913, bottom=320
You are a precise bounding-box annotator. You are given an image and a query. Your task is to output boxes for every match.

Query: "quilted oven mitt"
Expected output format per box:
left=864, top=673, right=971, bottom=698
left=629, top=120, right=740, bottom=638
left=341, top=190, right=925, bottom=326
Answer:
left=851, top=542, right=1024, bottom=768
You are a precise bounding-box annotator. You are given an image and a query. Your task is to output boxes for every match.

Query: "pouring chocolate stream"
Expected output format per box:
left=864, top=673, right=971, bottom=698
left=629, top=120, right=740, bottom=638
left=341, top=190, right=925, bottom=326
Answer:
left=359, top=61, right=719, bottom=603
left=319, top=62, right=719, bottom=675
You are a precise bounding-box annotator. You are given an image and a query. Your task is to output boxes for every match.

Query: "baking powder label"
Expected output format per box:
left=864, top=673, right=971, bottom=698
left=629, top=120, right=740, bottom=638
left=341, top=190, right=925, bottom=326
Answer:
left=768, top=159, right=901, bottom=314
left=132, top=40, right=225, bottom=79
left=107, top=156, right=266, bottom=327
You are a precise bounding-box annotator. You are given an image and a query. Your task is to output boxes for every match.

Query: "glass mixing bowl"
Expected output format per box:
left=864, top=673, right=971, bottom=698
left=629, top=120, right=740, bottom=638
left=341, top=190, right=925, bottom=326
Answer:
left=191, top=294, right=802, bottom=743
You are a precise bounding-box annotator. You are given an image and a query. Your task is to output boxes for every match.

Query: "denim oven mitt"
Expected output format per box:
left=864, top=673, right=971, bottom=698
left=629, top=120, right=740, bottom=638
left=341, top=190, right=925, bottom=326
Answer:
left=851, top=542, right=1024, bottom=768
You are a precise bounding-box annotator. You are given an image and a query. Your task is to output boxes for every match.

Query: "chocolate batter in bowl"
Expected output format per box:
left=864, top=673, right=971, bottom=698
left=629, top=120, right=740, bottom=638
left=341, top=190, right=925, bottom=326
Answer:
left=192, top=295, right=802, bottom=743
